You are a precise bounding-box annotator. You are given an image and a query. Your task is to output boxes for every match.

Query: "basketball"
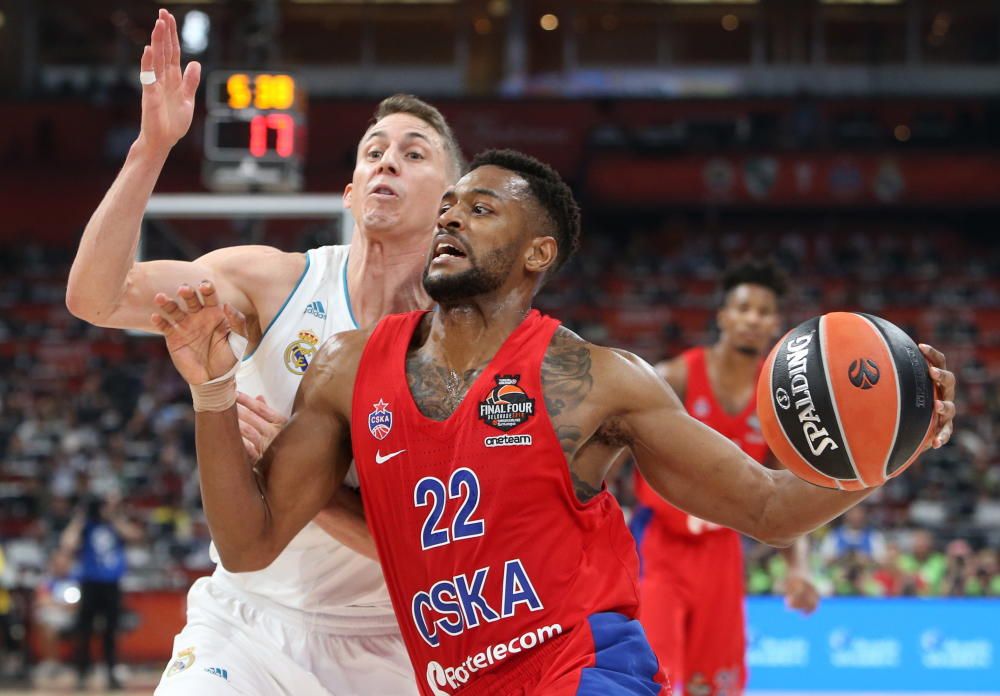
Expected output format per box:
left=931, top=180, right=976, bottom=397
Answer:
left=757, top=312, right=937, bottom=490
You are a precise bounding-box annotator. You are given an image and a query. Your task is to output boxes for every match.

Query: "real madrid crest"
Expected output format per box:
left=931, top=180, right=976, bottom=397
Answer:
left=284, top=329, right=320, bottom=375
left=165, top=646, right=196, bottom=677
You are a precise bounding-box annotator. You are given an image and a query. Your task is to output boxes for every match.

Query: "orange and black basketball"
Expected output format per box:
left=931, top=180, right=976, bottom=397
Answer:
left=757, top=312, right=937, bottom=490
left=488, top=383, right=530, bottom=405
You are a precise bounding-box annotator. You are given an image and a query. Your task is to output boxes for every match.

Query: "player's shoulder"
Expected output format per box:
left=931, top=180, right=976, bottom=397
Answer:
left=312, top=325, right=377, bottom=378
left=198, top=244, right=305, bottom=273
left=544, top=327, right=661, bottom=402
left=297, top=325, right=376, bottom=415
left=305, top=242, right=350, bottom=260
left=198, top=245, right=307, bottom=295
left=545, top=325, right=645, bottom=371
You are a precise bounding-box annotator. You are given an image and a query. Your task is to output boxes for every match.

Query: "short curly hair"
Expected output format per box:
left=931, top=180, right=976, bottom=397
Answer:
left=468, top=149, right=581, bottom=280
left=721, top=258, right=788, bottom=301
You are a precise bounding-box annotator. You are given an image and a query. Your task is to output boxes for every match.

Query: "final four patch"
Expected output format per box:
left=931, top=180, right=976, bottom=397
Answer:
left=284, top=330, right=320, bottom=375
left=479, top=375, right=535, bottom=432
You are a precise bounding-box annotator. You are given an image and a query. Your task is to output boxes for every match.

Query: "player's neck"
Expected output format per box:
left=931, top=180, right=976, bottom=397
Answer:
left=346, top=229, right=432, bottom=328
left=709, top=341, right=760, bottom=385
left=424, top=295, right=533, bottom=375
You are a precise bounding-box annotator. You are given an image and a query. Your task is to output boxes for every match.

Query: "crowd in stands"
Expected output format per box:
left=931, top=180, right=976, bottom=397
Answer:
left=0, top=216, right=996, bottom=669
left=541, top=214, right=999, bottom=597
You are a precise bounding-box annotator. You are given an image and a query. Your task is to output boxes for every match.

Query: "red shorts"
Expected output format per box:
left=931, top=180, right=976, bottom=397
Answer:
left=632, top=507, right=746, bottom=696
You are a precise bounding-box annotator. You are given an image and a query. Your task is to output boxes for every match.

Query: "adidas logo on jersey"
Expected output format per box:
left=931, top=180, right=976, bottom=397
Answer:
left=204, top=667, right=229, bottom=681
left=304, top=300, right=327, bottom=319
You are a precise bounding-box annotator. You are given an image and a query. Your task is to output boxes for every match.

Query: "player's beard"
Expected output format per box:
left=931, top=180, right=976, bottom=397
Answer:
left=423, top=243, right=517, bottom=304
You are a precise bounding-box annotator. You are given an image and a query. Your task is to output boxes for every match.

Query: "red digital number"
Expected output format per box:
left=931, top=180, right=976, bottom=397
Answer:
left=249, top=114, right=295, bottom=158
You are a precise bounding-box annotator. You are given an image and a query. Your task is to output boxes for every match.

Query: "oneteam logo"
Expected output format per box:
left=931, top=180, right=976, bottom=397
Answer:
left=484, top=434, right=532, bottom=448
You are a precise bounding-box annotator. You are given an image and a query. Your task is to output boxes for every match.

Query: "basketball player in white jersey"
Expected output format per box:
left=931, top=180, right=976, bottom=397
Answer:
left=65, top=10, right=461, bottom=694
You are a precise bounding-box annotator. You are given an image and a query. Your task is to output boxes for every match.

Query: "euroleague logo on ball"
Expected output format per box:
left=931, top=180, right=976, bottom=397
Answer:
left=848, top=358, right=880, bottom=390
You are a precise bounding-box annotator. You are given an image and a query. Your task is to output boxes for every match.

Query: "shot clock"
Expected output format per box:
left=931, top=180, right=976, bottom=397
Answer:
left=202, top=71, right=306, bottom=192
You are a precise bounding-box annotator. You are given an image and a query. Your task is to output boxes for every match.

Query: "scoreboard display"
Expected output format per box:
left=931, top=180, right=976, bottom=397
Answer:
left=202, top=71, right=306, bottom=192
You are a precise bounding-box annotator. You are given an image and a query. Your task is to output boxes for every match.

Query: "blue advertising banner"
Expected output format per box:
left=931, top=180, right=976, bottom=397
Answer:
left=746, top=597, right=1000, bottom=693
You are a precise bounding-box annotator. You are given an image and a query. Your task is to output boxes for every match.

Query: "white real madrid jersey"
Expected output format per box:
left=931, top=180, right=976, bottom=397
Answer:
left=210, top=244, right=396, bottom=630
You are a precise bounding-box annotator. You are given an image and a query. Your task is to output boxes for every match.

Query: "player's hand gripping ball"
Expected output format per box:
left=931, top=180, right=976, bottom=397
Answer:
left=757, top=312, right=937, bottom=490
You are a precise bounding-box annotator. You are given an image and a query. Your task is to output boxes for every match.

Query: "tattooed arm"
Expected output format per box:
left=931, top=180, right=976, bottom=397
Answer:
left=541, top=328, right=871, bottom=543
left=541, top=328, right=637, bottom=503
left=594, top=346, right=874, bottom=546
left=542, top=329, right=956, bottom=546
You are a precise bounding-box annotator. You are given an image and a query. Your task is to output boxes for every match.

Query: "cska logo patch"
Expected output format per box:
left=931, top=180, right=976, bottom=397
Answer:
left=368, top=399, right=393, bottom=440
left=479, top=375, right=535, bottom=432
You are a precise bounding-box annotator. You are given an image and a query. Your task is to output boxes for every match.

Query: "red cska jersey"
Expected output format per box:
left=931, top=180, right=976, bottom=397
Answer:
left=634, top=346, right=769, bottom=538
left=352, top=310, right=665, bottom=696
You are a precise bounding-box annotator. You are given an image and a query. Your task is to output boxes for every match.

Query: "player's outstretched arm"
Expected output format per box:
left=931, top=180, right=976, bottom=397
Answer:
left=66, top=9, right=222, bottom=332
left=66, top=13, right=301, bottom=335
left=154, top=282, right=357, bottom=572
left=600, top=347, right=955, bottom=546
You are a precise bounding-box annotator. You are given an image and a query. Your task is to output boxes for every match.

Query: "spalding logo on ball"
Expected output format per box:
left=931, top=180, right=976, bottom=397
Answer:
left=757, top=312, right=936, bottom=490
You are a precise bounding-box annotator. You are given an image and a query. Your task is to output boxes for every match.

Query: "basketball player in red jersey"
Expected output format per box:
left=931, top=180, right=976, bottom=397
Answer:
left=151, top=150, right=957, bottom=696
left=632, top=261, right=817, bottom=696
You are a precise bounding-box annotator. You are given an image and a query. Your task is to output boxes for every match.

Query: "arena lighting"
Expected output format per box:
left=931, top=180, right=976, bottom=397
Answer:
left=181, top=10, right=210, bottom=55
left=820, top=0, right=903, bottom=5
left=651, top=1, right=759, bottom=5
left=290, top=0, right=456, bottom=4
left=540, top=13, right=559, bottom=31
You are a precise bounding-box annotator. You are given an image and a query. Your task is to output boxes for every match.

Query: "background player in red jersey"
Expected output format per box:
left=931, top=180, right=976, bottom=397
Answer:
left=149, top=150, right=956, bottom=696
left=632, top=260, right=818, bottom=696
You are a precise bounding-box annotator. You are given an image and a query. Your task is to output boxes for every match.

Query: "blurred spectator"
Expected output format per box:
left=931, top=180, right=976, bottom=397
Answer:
left=871, top=542, right=910, bottom=597
left=942, top=539, right=981, bottom=597
left=898, top=529, right=948, bottom=595
left=820, top=506, right=888, bottom=565
left=830, top=551, right=883, bottom=597
left=33, top=548, right=79, bottom=679
left=973, top=549, right=1000, bottom=596
left=60, top=494, right=142, bottom=691
left=0, top=546, right=13, bottom=677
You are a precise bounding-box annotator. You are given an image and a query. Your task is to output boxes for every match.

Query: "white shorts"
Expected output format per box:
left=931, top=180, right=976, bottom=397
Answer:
left=154, top=578, right=417, bottom=696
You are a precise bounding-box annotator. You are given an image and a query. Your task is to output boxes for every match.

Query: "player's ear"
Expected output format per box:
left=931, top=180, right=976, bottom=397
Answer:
left=343, top=182, right=353, bottom=210
left=525, top=236, right=558, bottom=275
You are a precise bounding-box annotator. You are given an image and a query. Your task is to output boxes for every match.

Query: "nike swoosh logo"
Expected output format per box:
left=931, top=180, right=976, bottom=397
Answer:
left=375, top=449, right=406, bottom=464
